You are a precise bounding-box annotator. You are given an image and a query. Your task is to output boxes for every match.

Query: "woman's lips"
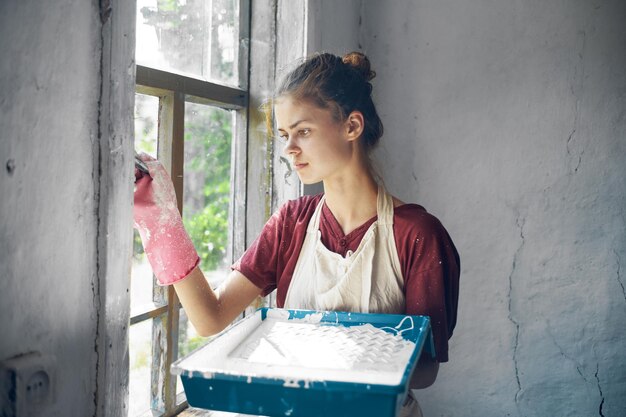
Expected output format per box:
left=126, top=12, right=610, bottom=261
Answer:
left=294, top=162, right=308, bottom=171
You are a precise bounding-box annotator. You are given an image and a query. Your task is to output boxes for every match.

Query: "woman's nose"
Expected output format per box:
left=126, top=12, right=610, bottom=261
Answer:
left=283, top=136, right=299, bottom=156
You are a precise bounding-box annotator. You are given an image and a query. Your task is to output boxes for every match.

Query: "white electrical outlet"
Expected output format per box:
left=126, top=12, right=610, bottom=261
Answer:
left=1, top=352, right=56, bottom=417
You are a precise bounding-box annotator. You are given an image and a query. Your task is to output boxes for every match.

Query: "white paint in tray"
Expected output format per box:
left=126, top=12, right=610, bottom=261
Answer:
left=172, top=311, right=417, bottom=387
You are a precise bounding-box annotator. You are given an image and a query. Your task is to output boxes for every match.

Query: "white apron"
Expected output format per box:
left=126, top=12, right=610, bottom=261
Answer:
left=284, top=185, right=404, bottom=313
left=284, top=185, right=423, bottom=417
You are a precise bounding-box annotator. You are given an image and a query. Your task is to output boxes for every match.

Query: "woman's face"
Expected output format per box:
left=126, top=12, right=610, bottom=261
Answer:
left=274, top=96, right=355, bottom=185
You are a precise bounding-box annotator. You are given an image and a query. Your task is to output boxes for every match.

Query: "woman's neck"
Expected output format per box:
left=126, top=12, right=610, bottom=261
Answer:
left=322, top=173, right=379, bottom=235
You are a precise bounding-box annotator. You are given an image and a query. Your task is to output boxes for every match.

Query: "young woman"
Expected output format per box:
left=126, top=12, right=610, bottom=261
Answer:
left=134, top=52, right=460, bottom=417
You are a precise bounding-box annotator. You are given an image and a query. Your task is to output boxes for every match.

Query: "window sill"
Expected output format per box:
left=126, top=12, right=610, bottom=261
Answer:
left=178, top=407, right=262, bottom=417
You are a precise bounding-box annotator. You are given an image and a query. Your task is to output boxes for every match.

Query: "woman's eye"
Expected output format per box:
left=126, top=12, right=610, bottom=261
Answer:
left=299, top=129, right=310, bottom=136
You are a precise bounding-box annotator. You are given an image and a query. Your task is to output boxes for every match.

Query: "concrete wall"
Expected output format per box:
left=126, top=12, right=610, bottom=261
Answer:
left=0, top=0, right=134, bottom=415
left=302, top=0, right=362, bottom=197
left=355, top=1, right=626, bottom=416
left=2, top=0, right=624, bottom=415
left=306, top=0, right=362, bottom=55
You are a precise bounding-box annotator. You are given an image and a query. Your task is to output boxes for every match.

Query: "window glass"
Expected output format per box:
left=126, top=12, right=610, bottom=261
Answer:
left=132, top=0, right=247, bottom=413
left=129, top=319, right=153, bottom=416
left=175, top=102, right=233, bottom=394
left=136, top=0, right=239, bottom=86
left=130, top=94, right=159, bottom=416
left=131, top=93, right=159, bottom=315
left=182, top=102, right=233, bottom=287
left=176, top=308, right=208, bottom=394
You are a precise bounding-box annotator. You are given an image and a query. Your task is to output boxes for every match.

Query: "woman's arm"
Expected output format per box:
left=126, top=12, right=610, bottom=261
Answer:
left=398, top=205, right=460, bottom=364
left=174, top=266, right=263, bottom=336
left=133, top=155, right=267, bottom=335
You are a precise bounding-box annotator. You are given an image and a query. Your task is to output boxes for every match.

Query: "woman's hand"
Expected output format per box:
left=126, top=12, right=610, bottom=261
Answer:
left=133, top=153, right=199, bottom=285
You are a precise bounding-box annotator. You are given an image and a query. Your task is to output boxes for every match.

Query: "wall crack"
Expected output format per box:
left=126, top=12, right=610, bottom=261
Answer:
left=594, top=364, right=605, bottom=417
left=566, top=129, right=584, bottom=173
left=358, top=0, right=364, bottom=50
left=566, top=30, right=586, bottom=175
left=92, top=0, right=109, bottom=415
left=279, top=156, right=292, bottom=185
left=614, top=249, right=626, bottom=304
left=507, top=212, right=526, bottom=412
left=545, top=321, right=588, bottom=383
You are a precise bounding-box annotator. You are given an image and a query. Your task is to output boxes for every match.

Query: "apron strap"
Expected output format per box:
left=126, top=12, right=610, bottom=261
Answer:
left=376, top=184, right=395, bottom=225
left=307, top=195, right=326, bottom=233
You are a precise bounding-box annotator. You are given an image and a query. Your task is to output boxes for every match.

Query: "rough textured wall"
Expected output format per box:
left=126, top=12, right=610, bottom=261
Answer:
left=302, top=0, right=362, bottom=197
left=0, top=1, right=100, bottom=415
left=0, top=0, right=133, bottom=415
left=306, top=0, right=362, bottom=56
left=359, top=1, right=626, bottom=416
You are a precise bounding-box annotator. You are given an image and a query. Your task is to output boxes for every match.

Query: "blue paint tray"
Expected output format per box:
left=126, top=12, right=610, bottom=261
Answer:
left=171, top=308, right=434, bottom=417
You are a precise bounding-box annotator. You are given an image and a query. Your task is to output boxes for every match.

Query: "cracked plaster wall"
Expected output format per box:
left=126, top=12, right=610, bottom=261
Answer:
left=0, top=0, right=134, bottom=415
left=0, top=1, right=102, bottom=415
left=2, top=0, right=624, bottom=415
left=355, top=0, right=626, bottom=416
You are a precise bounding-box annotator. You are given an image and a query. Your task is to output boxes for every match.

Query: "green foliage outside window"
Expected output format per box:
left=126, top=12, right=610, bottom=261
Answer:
left=178, top=334, right=209, bottom=357
left=140, top=0, right=236, bottom=84
left=136, top=0, right=236, bottom=271
left=183, top=106, right=232, bottom=272
left=132, top=106, right=232, bottom=274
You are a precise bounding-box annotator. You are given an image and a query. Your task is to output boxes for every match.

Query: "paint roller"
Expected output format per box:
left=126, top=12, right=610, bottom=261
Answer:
left=134, top=152, right=150, bottom=175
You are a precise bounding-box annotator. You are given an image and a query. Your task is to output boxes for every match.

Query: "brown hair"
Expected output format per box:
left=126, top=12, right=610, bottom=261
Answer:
left=274, top=51, right=384, bottom=153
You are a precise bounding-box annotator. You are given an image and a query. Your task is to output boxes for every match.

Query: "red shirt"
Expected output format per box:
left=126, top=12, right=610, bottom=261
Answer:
left=233, top=194, right=460, bottom=362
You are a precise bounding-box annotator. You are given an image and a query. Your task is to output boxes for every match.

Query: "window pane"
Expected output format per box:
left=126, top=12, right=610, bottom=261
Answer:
left=134, top=93, right=159, bottom=156
left=129, top=320, right=153, bottom=416
left=182, top=102, right=232, bottom=288
left=132, top=94, right=159, bottom=314
left=176, top=308, right=210, bottom=395
left=136, top=0, right=240, bottom=86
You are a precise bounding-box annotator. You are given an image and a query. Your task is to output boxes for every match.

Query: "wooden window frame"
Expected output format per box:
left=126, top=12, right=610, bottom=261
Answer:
left=126, top=0, right=313, bottom=415
left=130, top=1, right=250, bottom=415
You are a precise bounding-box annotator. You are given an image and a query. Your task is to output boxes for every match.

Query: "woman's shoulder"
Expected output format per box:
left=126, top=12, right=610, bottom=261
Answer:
left=274, top=193, right=323, bottom=221
left=393, top=203, right=449, bottom=238
left=256, top=194, right=324, bottom=242
left=393, top=202, right=460, bottom=272
left=282, top=193, right=323, bottom=211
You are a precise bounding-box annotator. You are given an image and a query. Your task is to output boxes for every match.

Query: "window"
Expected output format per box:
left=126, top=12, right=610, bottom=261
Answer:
left=130, top=1, right=250, bottom=415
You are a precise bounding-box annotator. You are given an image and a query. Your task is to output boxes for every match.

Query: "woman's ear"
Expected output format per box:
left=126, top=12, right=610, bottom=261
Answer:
left=345, top=111, right=365, bottom=142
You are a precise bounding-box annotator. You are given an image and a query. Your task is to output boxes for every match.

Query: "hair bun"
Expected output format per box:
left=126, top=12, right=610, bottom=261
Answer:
left=342, top=51, right=376, bottom=81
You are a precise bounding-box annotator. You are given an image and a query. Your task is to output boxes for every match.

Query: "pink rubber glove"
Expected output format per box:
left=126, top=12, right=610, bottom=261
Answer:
left=133, top=153, right=199, bottom=285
